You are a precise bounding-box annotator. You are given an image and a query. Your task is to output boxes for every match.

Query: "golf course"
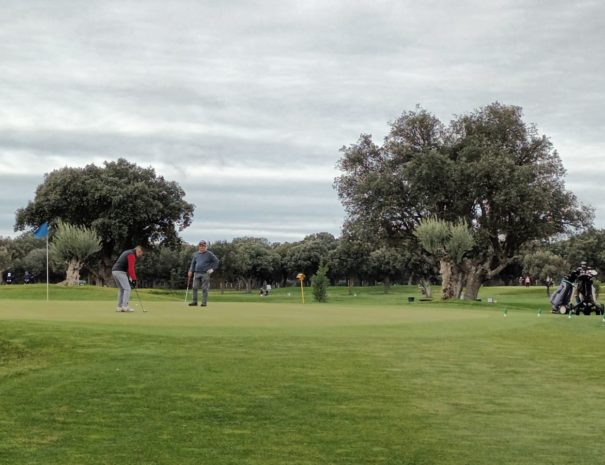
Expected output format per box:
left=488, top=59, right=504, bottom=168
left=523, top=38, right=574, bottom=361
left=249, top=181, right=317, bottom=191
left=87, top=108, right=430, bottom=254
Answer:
left=1, top=284, right=604, bottom=465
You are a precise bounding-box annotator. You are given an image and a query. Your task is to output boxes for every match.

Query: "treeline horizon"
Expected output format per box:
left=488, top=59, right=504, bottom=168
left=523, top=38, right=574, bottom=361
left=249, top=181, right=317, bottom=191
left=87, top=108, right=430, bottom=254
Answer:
left=3, top=228, right=605, bottom=294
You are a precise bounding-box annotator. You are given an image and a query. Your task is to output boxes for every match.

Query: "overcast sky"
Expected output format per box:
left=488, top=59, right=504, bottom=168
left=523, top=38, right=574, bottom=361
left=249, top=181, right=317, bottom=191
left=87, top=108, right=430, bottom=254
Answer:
left=1, top=0, right=603, bottom=244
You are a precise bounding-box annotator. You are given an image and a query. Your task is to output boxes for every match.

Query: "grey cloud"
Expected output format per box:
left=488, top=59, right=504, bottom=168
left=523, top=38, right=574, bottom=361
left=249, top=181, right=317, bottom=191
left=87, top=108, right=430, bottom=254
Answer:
left=0, top=174, right=42, bottom=237
left=181, top=176, right=344, bottom=243
left=566, top=171, right=605, bottom=225
left=0, top=171, right=345, bottom=243
left=1, top=0, right=605, bottom=241
left=0, top=128, right=336, bottom=170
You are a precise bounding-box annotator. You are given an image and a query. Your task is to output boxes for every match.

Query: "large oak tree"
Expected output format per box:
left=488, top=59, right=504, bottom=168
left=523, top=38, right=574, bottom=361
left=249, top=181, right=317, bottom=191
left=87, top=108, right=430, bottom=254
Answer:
left=15, top=158, right=194, bottom=284
left=335, top=103, right=593, bottom=299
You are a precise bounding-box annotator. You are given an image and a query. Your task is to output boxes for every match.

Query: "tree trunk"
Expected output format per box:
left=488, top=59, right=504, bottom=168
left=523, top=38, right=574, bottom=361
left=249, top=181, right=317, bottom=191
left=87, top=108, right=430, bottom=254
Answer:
left=452, top=265, right=466, bottom=299
left=383, top=276, right=391, bottom=294
left=418, top=278, right=432, bottom=298
left=462, top=260, right=509, bottom=301
left=348, top=274, right=355, bottom=295
left=440, top=259, right=455, bottom=299
left=65, top=259, right=83, bottom=286
left=97, top=256, right=113, bottom=286
left=464, top=265, right=486, bottom=300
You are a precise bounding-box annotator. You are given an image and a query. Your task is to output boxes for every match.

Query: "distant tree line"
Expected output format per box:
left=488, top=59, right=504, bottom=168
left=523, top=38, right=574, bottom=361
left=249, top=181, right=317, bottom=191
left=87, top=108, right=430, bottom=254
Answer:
left=0, top=231, right=428, bottom=291
left=3, top=228, right=605, bottom=294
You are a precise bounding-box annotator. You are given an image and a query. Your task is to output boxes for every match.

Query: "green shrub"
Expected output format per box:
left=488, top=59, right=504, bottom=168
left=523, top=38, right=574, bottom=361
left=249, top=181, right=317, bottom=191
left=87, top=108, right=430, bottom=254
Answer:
left=311, top=262, right=329, bottom=302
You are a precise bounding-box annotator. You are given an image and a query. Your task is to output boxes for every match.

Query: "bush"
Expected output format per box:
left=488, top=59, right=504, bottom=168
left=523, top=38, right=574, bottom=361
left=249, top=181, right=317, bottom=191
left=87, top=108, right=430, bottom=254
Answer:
left=311, top=263, right=329, bottom=302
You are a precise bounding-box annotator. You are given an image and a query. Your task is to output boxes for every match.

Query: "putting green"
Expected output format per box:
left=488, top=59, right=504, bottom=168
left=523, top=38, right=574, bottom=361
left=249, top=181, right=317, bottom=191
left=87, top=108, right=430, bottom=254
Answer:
left=0, top=300, right=494, bottom=328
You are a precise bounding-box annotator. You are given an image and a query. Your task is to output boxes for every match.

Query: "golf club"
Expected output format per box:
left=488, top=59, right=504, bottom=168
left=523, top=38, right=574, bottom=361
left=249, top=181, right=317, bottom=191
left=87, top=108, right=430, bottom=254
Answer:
left=133, top=286, right=147, bottom=313
left=184, top=278, right=191, bottom=305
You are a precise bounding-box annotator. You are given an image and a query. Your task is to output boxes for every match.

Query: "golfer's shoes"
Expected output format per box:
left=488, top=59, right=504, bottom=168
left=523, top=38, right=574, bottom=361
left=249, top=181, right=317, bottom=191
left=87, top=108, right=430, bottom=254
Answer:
left=116, top=306, right=135, bottom=312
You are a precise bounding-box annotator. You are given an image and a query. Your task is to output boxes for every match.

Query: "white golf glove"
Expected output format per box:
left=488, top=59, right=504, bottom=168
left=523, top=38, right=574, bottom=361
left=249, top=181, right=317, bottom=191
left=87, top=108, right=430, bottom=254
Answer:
left=208, top=269, right=214, bottom=274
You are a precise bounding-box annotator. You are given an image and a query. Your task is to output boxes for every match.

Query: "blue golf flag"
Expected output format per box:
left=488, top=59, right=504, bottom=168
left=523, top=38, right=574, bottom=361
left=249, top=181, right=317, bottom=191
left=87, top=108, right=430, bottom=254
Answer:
left=33, top=222, right=49, bottom=238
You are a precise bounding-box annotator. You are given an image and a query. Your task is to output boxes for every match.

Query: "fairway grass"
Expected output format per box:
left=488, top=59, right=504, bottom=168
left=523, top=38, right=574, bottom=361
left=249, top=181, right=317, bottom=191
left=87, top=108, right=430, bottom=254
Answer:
left=1, top=290, right=605, bottom=464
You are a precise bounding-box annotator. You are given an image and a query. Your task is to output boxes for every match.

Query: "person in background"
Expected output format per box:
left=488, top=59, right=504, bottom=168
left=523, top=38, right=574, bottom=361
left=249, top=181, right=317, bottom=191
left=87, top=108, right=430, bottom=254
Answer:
left=188, top=240, right=219, bottom=307
left=112, top=245, right=144, bottom=312
left=545, top=276, right=553, bottom=296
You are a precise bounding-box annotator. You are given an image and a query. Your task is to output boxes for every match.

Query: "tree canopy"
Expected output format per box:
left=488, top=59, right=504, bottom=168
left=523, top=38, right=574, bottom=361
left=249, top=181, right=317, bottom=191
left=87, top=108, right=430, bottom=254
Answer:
left=228, top=237, right=281, bottom=293
left=282, top=233, right=338, bottom=281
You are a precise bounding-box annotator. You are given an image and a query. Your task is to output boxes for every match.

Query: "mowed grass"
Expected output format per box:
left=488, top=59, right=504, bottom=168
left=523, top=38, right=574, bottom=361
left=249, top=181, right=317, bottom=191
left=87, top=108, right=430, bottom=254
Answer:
left=0, top=282, right=556, bottom=308
left=1, top=285, right=604, bottom=465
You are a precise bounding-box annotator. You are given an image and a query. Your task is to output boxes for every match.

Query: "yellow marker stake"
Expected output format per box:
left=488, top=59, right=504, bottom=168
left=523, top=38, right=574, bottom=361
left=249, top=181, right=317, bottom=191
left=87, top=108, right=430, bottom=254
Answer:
left=296, top=273, right=305, bottom=304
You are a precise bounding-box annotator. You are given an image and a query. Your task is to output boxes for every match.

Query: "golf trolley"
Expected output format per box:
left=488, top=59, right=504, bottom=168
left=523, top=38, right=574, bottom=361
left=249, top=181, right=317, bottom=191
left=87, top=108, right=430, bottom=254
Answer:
left=550, top=264, right=604, bottom=315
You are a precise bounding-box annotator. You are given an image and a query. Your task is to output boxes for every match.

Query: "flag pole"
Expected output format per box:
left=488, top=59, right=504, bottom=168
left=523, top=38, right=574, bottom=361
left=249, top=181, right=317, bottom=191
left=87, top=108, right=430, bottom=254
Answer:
left=46, top=225, right=49, bottom=301
left=33, top=222, right=50, bottom=300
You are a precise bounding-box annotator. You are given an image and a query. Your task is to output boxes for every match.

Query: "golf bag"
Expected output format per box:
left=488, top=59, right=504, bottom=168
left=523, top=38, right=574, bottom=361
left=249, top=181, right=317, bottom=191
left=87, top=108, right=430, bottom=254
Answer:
left=570, top=267, right=604, bottom=315
left=550, top=275, right=575, bottom=314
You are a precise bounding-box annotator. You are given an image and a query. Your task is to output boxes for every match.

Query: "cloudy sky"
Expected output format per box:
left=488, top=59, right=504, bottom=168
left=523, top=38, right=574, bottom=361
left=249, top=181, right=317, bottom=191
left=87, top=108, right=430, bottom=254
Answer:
left=1, top=0, right=603, bottom=244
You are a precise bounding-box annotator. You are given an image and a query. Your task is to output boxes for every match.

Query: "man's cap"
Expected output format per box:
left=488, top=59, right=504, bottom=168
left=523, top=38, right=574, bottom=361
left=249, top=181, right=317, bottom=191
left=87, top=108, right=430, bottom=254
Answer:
left=198, top=240, right=207, bottom=246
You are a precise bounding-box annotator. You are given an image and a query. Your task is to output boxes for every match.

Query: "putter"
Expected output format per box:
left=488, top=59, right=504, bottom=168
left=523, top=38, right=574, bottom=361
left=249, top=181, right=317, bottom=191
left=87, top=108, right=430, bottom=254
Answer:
left=133, top=287, right=147, bottom=313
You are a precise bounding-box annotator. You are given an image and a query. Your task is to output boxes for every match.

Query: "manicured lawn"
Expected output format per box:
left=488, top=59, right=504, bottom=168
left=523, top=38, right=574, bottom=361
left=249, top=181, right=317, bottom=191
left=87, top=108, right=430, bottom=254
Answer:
left=1, top=285, right=604, bottom=464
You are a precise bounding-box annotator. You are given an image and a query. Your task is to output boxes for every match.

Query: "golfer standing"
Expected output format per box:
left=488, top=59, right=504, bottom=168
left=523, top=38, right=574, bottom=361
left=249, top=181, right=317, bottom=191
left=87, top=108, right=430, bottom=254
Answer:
left=112, top=245, right=144, bottom=312
left=188, top=240, right=219, bottom=307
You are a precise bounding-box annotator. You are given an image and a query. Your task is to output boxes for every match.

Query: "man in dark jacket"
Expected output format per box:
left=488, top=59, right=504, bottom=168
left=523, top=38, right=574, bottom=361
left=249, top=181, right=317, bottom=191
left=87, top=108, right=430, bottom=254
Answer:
left=188, top=240, right=219, bottom=307
left=112, top=246, right=144, bottom=312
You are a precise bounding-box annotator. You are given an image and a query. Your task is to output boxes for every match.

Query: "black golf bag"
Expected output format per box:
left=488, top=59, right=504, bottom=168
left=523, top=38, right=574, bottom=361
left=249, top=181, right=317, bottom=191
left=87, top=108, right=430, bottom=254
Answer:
left=570, top=267, right=604, bottom=315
